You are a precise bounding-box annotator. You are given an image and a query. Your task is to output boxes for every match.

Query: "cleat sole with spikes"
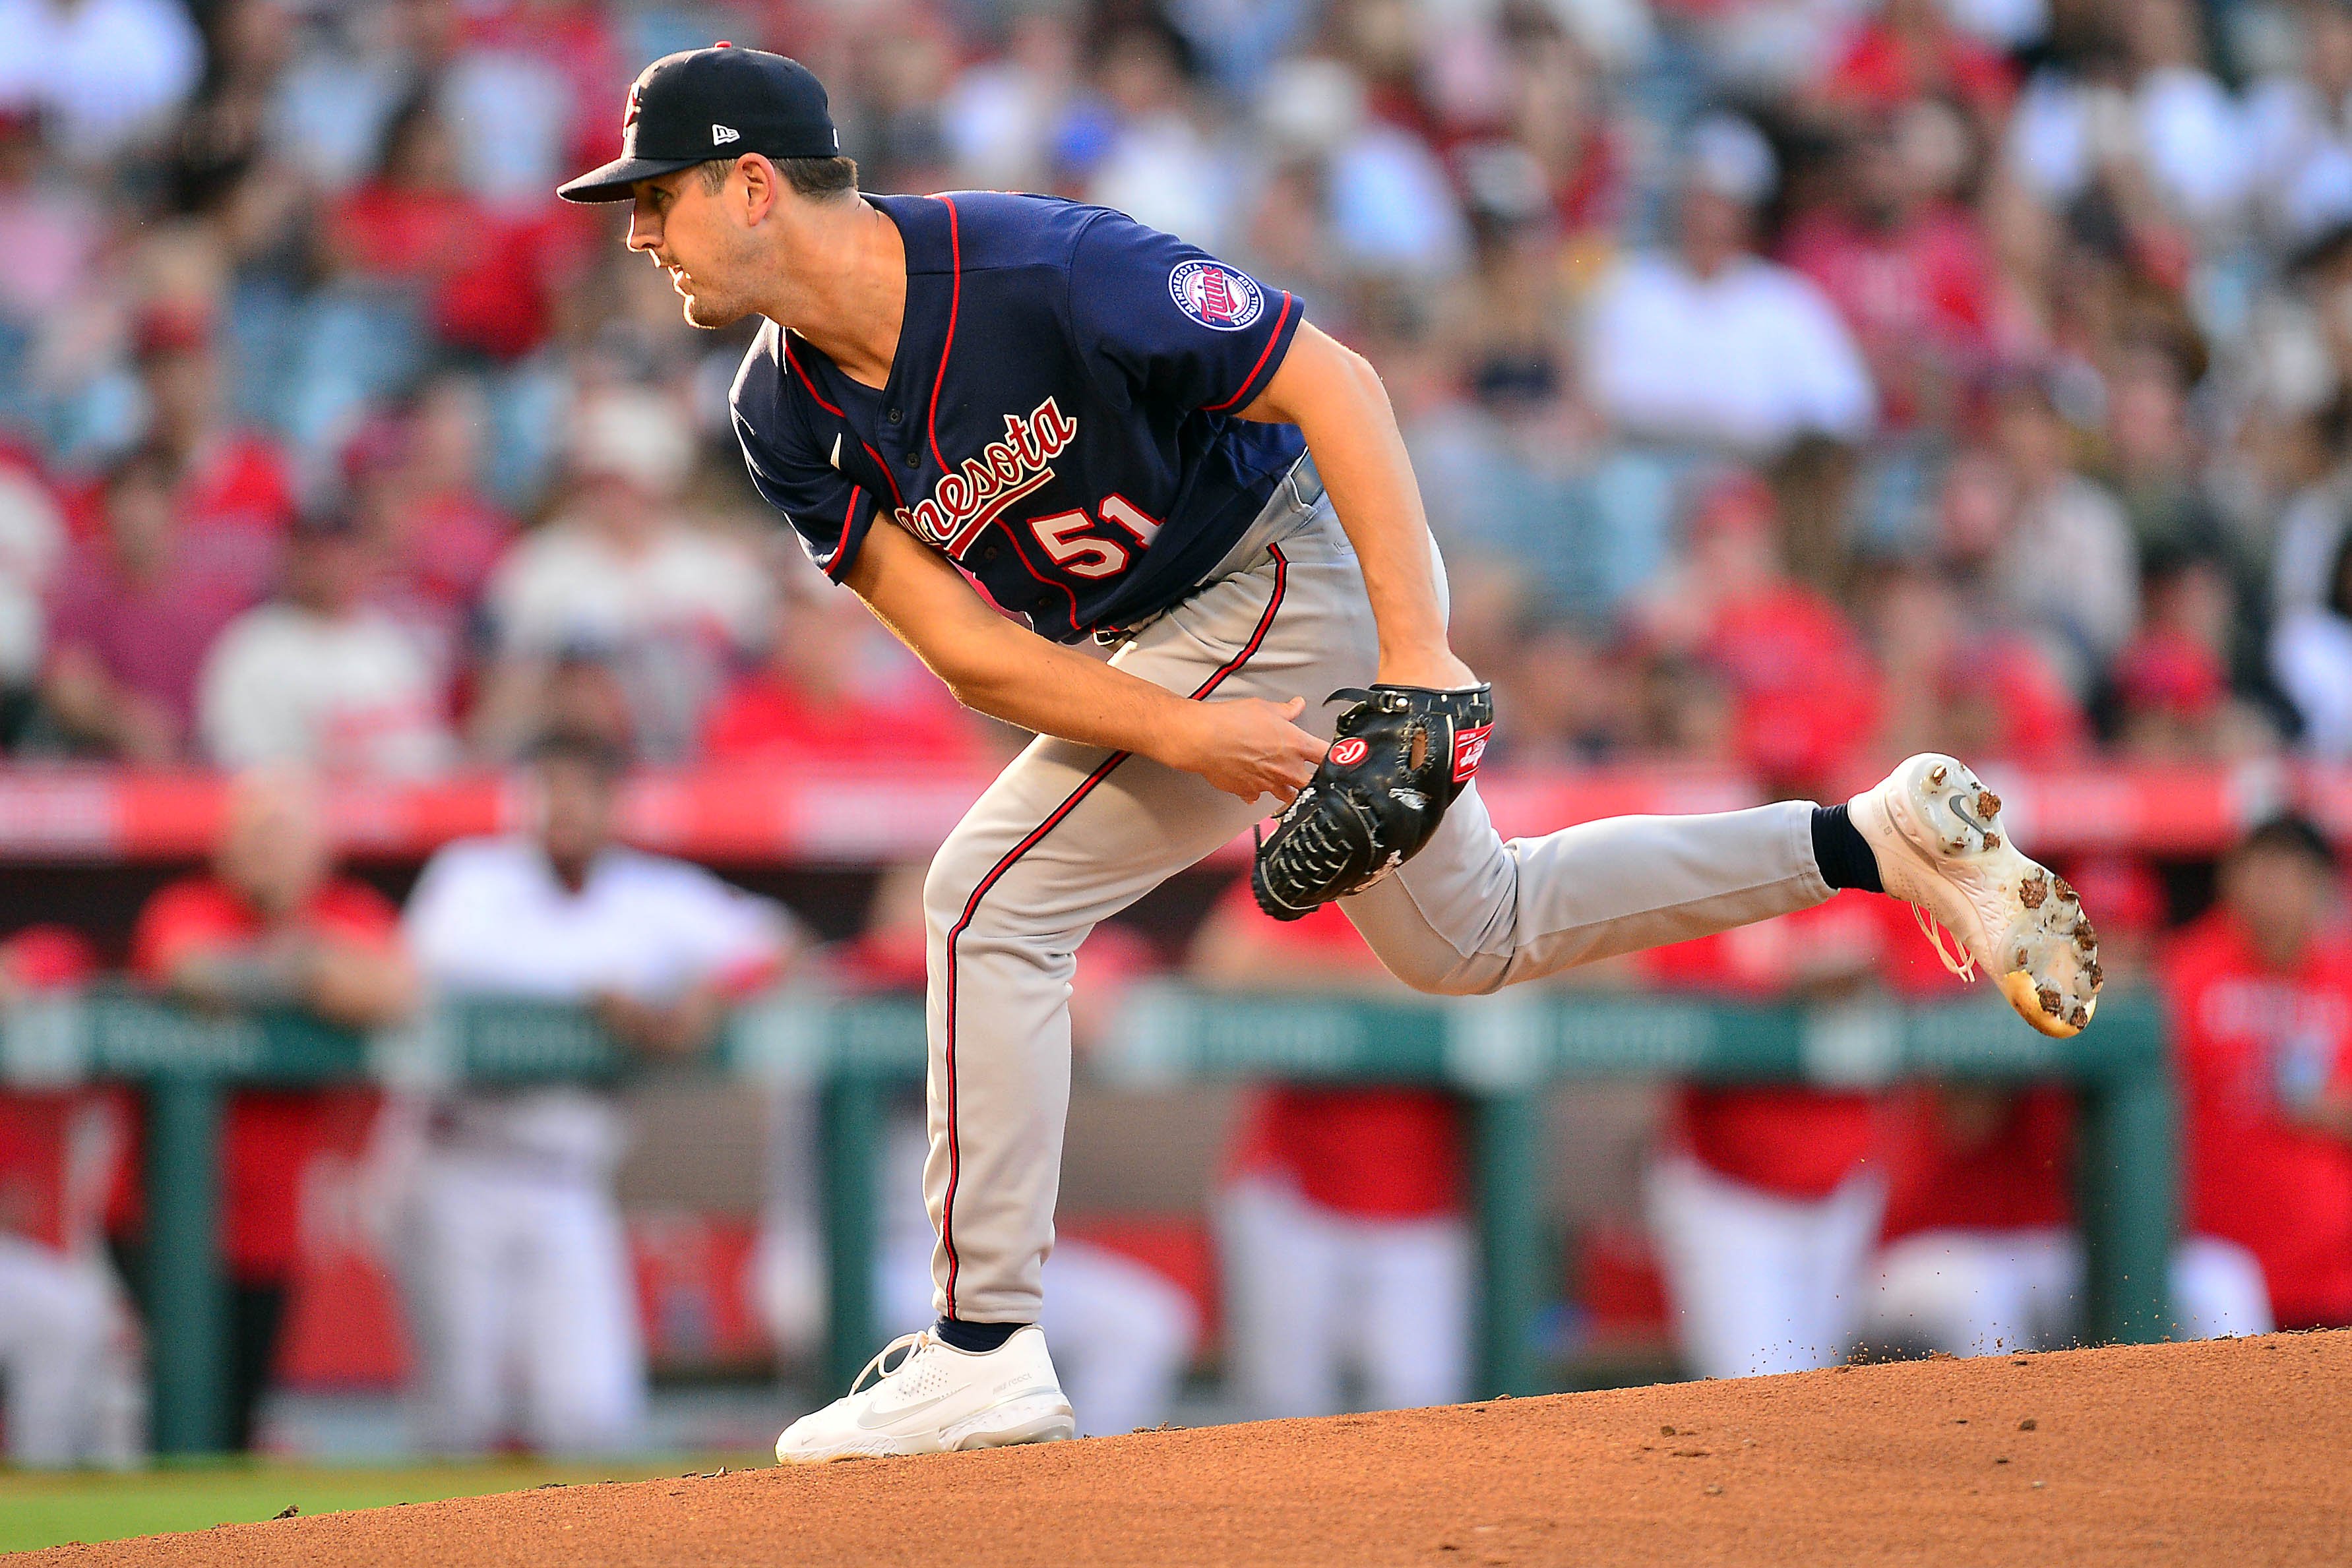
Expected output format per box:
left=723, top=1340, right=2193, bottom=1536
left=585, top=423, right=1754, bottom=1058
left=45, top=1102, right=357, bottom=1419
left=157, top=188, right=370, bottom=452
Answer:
left=1848, top=753, right=2101, bottom=1039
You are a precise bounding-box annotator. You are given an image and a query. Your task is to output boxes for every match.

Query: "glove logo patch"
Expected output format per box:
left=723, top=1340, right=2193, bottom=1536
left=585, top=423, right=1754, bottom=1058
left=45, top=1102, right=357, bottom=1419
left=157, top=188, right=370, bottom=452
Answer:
left=1452, top=724, right=1492, bottom=783
left=1329, top=737, right=1369, bottom=767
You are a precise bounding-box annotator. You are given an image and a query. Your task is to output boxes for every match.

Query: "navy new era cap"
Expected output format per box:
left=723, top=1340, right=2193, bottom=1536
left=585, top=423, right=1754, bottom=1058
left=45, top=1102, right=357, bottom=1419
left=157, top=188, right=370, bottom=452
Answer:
left=557, top=44, right=839, bottom=204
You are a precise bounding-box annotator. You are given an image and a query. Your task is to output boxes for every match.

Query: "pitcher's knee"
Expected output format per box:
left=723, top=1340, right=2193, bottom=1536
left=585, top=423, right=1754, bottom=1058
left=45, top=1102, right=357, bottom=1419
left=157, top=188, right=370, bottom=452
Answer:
left=1380, top=944, right=1508, bottom=998
left=923, top=831, right=1006, bottom=937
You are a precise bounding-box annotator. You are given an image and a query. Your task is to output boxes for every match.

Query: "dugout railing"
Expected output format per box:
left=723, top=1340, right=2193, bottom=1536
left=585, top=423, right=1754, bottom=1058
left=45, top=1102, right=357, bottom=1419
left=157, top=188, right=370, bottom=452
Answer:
left=0, top=985, right=2171, bottom=1455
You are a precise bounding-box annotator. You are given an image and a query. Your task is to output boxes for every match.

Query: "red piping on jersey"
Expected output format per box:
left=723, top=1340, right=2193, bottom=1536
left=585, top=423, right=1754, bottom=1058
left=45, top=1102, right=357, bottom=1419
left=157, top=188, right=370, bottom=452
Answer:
left=827, top=483, right=863, bottom=580
left=1201, top=291, right=1294, bottom=414
left=928, top=195, right=962, bottom=473
left=785, top=336, right=908, bottom=510
left=937, top=542, right=1291, bottom=1319
left=917, top=200, right=1065, bottom=631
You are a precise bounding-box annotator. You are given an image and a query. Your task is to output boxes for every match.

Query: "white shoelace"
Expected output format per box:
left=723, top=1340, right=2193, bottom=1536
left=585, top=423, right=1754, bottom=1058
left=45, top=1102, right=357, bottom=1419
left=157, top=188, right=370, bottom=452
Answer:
left=1911, top=902, right=1977, bottom=982
left=850, top=1330, right=931, bottom=1396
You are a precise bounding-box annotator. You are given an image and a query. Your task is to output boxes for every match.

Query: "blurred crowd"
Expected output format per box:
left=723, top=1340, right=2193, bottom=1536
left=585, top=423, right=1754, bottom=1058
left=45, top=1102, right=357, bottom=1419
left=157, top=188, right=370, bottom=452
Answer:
left=12, top=0, right=2352, bottom=779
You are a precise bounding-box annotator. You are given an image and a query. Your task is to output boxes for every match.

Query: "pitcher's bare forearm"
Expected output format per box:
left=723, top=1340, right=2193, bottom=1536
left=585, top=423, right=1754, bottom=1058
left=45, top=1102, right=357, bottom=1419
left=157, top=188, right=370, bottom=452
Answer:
left=1242, top=322, right=1474, bottom=690
left=843, top=522, right=1323, bottom=800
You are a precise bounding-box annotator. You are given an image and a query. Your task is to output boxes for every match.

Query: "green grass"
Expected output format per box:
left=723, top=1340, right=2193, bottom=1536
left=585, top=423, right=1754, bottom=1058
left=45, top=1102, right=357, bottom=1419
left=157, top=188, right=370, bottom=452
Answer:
left=0, top=1455, right=770, bottom=1555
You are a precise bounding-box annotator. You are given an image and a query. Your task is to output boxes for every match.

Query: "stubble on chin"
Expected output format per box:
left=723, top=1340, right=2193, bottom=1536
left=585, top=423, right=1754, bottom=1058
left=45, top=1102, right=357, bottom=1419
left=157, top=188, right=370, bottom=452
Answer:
left=682, top=293, right=745, bottom=330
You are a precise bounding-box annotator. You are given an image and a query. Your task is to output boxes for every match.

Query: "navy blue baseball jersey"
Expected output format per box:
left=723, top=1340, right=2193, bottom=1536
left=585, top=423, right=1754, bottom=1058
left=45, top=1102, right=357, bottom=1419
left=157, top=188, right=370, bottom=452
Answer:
left=729, top=192, right=1307, bottom=640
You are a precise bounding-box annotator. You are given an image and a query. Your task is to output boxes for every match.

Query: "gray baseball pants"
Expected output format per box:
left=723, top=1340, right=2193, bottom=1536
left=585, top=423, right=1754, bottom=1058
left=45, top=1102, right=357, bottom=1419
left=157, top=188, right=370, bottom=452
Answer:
left=921, top=465, right=1838, bottom=1323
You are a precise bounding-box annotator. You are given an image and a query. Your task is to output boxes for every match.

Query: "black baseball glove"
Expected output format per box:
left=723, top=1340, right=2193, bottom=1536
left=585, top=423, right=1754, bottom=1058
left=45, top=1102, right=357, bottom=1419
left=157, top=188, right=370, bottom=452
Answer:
left=1251, top=684, right=1495, bottom=921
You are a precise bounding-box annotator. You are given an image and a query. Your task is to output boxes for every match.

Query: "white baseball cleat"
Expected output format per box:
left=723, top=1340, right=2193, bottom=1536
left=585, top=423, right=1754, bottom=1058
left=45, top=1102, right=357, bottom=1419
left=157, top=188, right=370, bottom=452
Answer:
left=774, top=1325, right=1075, bottom=1464
left=1849, top=753, right=2102, bottom=1038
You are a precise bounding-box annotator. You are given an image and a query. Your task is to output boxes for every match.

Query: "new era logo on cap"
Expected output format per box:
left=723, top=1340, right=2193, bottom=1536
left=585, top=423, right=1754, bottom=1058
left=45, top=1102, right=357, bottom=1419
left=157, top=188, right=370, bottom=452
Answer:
left=712, top=124, right=739, bottom=145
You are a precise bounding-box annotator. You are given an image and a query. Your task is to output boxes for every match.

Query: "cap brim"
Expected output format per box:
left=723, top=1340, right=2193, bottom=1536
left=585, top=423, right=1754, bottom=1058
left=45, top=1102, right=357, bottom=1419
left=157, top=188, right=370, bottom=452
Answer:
left=556, top=155, right=704, bottom=204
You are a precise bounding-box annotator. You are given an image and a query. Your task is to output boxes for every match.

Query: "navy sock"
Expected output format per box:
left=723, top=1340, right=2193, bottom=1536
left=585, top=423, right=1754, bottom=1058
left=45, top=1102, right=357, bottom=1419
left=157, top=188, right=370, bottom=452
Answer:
left=934, top=1317, right=1022, bottom=1354
left=1810, top=804, right=1883, bottom=894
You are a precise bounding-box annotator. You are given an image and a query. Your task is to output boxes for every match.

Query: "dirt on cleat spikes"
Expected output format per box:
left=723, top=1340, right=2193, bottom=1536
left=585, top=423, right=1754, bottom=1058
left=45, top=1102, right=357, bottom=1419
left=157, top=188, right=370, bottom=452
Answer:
left=2068, top=1005, right=2089, bottom=1029
left=2037, top=984, right=2063, bottom=1016
left=1929, top=764, right=1948, bottom=785
left=2084, top=959, right=2105, bottom=990
left=2020, top=874, right=2048, bottom=909
left=2053, top=876, right=2078, bottom=904
left=1975, top=789, right=2002, bottom=820
left=1983, top=833, right=2001, bottom=851
left=2074, top=920, right=2099, bottom=952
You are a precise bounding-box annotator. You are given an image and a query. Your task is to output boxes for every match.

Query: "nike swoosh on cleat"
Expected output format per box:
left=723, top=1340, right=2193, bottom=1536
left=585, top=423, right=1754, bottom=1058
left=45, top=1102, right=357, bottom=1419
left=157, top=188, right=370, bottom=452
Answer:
left=852, top=1390, right=956, bottom=1430
left=1948, top=792, right=1996, bottom=837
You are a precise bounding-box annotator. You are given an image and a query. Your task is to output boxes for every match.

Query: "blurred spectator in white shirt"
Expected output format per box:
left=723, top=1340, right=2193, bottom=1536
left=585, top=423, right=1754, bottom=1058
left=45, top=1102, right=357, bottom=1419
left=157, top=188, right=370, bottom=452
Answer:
left=1250, top=56, right=1471, bottom=286
left=0, top=452, right=62, bottom=700
left=267, top=0, right=419, bottom=194
left=478, top=386, right=771, bottom=762
left=0, top=0, right=202, bottom=160
left=2006, top=0, right=2250, bottom=237
left=199, top=507, right=458, bottom=775
left=942, top=2, right=1084, bottom=191
left=1581, top=114, right=1876, bottom=453
left=2274, top=526, right=2352, bottom=755
left=399, top=730, right=793, bottom=1455
left=1080, top=22, right=1233, bottom=251
left=1936, top=377, right=2141, bottom=696
left=2245, top=0, right=2352, bottom=247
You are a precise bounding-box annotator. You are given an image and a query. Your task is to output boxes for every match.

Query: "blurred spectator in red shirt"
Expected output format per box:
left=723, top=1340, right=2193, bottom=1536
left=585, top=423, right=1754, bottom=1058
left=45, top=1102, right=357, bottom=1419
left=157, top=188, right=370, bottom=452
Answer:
left=1193, top=878, right=1470, bottom=1417
left=129, top=766, right=416, bottom=1449
left=1865, top=844, right=2266, bottom=1349
left=1869, top=565, right=2089, bottom=764
left=1636, top=471, right=1882, bottom=785
left=1863, top=1083, right=2079, bottom=1356
left=1824, top=0, right=2016, bottom=122
left=41, top=446, right=268, bottom=764
left=2169, top=815, right=2352, bottom=1332
left=701, top=572, right=994, bottom=770
left=198, top=507, right=459, bottom=776
left=326, top=93, right=567, bottom=362
left=2111, top=558, right=2277, bottom=762
left=1783, top=101, right=2014, bottom=431
left=130, top=306, right=298, bottom=554
left=0, top=923, right=144, bottom=1467
left=342, top=377, right=516, bottom=693
left=1642, top=892, right=1920, bottom=1378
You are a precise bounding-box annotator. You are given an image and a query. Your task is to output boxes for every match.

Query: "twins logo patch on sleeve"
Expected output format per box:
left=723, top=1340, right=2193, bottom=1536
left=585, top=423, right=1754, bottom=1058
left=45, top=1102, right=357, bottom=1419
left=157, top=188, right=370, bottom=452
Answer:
left=1169, top=260, right=1264, bottom=331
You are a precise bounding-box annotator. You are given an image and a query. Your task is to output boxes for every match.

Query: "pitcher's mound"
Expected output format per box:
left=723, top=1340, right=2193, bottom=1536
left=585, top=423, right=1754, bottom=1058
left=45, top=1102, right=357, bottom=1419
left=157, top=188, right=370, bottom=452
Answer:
left=36, top=1331, right=2352, bottom=1567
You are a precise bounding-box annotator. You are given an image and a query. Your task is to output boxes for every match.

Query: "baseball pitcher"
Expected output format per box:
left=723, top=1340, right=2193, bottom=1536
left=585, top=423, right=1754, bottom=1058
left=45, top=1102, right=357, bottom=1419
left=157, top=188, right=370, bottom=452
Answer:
left=557, top=44, right=2103, bottom=1462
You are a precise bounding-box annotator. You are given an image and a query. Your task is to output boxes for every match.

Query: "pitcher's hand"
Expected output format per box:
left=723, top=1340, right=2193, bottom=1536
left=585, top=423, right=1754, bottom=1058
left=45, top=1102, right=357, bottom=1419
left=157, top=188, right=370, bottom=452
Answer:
left=1171, top=696, right=1327, bottom=804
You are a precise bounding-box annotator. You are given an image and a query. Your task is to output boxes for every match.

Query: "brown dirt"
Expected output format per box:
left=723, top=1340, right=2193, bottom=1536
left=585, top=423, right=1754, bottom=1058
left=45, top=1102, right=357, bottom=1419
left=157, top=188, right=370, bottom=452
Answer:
left=30, top=1331, right=2352, bottom=1567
